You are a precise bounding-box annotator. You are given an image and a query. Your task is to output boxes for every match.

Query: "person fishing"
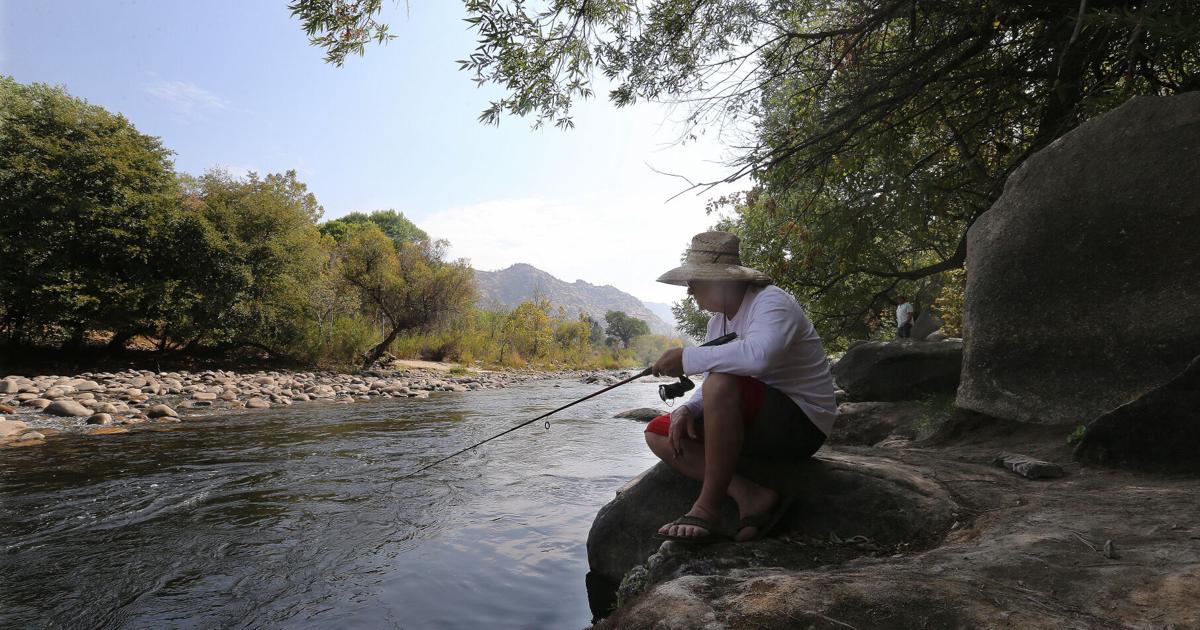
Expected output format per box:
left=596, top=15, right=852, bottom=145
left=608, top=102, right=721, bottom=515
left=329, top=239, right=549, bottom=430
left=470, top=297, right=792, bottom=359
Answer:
left=645, top=231, right=838, bottom=543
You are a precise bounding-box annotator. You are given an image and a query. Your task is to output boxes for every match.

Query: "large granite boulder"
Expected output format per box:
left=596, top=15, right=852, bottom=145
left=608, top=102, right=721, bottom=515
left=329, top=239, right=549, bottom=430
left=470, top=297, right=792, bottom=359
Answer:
left=1074, top=354, right=1200, bottom=473
left=829, top=401, right=926, bottom=446
left=911, top=307, right=942, bottom=341
left=587, top=454, right=958, bottom=583
left=832, top=339, right=963, bottom=401
left=960, top=92, right=1200, bottom=425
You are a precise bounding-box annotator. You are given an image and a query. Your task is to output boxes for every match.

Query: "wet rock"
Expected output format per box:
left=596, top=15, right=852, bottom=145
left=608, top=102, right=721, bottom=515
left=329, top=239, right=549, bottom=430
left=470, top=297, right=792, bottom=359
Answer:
left=192, top=391, right=218, bottom=401
left=87, top=426, right=129, bottom=436
left=833, top=340, right=963, bottom=401
left=93, top=402, right=119, bottom=414
left=145, top=404, right=178, bottom=418
left=87, top=413, right=114, bottom=425
left=960, top=92, right=1200, bottom=425
left=1074, top=354, right=1200, bottom=473
left=0, top=403, right=15, bottom=414
left=6, top=438, right=45, bottom=447
left=614, top=408, right=667, bottom=421
left=23, top=398, right=51, bottom=409
left=993, top=452, right=1065, bottom=479
left=246, top=398, right=271, bottom=409
left=0, top=418, right=29, bottom=438
left=45, top=400, right=92, bottom=416
left=19, top=431, right=45, bottom=441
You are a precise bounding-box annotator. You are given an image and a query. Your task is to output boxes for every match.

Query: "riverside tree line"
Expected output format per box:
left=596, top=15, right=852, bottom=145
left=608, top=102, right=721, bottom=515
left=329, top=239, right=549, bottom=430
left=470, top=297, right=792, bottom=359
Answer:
left=0, top=77, right=676, bottom=369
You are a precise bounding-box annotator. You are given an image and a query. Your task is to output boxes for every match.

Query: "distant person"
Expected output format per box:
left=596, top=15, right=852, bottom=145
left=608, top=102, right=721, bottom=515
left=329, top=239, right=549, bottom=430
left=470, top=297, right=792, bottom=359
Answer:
left=645, top=231, right=837, bottom=544
left=896, top=295, right=914, bottom=339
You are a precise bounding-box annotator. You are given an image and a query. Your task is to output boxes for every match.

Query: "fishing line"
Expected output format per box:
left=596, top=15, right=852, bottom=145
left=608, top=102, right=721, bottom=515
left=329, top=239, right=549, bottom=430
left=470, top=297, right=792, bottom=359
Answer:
left=397, top=332, right=738, bottom=480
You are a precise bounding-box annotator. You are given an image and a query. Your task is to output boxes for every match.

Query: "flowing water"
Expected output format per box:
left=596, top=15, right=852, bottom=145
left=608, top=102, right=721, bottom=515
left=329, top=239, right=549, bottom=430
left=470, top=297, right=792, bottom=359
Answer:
left=1, top=377, right=669, bottom=629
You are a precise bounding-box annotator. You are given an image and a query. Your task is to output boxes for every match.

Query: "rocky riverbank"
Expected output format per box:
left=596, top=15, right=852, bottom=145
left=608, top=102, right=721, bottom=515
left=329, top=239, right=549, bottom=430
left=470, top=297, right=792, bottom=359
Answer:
left=0, top=364, right=634, bottom=448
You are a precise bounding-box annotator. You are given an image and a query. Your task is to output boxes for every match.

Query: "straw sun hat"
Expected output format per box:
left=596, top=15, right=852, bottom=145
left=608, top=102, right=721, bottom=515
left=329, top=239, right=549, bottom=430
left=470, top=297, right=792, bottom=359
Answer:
left=656, top=231, right=772, bottom=286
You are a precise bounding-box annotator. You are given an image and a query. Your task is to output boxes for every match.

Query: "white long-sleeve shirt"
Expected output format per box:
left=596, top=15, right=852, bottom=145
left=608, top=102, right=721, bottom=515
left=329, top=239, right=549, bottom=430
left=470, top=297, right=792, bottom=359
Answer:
left=680, top=285, right=838, bottom=435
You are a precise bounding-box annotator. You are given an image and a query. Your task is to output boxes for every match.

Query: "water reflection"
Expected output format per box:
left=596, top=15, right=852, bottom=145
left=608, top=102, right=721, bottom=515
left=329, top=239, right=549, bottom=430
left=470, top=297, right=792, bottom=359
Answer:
left=1, top=378, right=663, bottom=628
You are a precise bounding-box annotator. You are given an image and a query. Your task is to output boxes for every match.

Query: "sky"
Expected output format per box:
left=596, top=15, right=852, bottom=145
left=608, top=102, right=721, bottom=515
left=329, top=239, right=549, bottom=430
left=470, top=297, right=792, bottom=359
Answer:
left=0, top=0, right=748, bottom=304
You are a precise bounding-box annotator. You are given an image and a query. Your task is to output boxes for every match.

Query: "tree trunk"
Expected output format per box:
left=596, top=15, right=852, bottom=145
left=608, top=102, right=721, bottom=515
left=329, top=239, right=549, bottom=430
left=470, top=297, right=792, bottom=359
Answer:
left=362, top=326, right=400, bottom=369
left=108, top=330, right=135, bottom=354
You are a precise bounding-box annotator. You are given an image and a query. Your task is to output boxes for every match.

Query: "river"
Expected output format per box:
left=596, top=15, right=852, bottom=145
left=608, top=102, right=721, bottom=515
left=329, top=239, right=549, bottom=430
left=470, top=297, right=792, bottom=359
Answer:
left=1, top=377, right=669, bottom=629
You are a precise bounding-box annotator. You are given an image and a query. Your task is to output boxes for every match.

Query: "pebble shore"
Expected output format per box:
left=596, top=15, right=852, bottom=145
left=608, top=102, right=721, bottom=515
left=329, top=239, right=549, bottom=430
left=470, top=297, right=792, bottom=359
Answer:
left=0, top=364, right=629, bottom=448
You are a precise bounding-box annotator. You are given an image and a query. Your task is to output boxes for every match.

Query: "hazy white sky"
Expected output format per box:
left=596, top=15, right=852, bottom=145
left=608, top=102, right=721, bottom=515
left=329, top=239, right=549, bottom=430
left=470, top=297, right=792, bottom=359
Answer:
left=1, top=1, right=749, bottom=303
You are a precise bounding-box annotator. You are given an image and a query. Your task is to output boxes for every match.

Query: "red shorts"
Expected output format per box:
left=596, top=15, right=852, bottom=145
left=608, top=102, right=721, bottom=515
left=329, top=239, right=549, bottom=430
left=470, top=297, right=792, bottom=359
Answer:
left=644, top=375, right=766, bottom=438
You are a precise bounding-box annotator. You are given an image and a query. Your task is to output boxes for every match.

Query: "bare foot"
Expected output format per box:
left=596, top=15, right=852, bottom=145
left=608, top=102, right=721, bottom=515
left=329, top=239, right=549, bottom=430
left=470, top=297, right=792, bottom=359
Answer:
left=733, top=486, right=779, bottom=542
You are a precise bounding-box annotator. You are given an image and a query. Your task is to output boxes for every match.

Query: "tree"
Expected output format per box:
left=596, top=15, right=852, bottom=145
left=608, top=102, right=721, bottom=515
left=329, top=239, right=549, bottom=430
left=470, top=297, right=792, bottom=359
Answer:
left=292, top=0, right=1200, bottom=343
left=336, top=223, right=475, bottom=367
left=604, top=310, right=651, bottom=347
left=582, top=313, right=606, bottom=345
left=166, top=168, right=330, bottom=354
left=320, top=209, right=428, bottom=250
left=670, top=296, right=710, bottom=343
left=0, top=77, right=179, bottom=348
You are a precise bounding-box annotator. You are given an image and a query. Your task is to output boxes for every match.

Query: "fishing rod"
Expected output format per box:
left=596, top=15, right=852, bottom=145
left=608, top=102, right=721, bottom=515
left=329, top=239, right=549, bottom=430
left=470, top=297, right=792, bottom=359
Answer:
left=398, top=332, right=738, bottom=480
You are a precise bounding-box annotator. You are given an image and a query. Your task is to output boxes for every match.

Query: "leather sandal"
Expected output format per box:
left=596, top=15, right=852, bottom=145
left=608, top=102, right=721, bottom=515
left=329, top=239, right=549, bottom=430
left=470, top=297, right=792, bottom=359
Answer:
left=653, top=513, right=730, bottom=545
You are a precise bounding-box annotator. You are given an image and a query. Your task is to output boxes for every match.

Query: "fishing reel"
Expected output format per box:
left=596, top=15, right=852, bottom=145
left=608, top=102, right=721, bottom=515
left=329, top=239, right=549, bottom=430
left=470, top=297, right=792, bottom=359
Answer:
left=658, top=376, right=695, bottom=403
left=655, top=331, right=738, bottom=404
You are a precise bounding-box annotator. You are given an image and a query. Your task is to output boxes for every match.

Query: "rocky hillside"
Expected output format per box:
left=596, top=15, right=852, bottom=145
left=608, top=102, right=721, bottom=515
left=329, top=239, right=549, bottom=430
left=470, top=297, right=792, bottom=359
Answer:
left=473, top=264, right=675, bottom=336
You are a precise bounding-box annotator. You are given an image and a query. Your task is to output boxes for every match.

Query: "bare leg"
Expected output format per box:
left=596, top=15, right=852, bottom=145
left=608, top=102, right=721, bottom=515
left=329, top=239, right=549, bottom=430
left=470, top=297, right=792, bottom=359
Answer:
left=646, top=372, right=780, bottom=541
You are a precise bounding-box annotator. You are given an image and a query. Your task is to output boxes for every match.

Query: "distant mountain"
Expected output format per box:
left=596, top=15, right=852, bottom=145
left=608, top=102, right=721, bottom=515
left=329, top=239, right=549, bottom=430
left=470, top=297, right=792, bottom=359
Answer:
left=473, top=263, right=675, bottom=336
left=642, top=302, right=679, bottom=332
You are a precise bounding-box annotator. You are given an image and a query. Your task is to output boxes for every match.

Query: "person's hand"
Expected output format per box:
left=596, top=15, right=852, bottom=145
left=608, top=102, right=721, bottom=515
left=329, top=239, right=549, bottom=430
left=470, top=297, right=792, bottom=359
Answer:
left=652, top=347, right=684, bottom=378
left=667, top=405, right=698, bottom=458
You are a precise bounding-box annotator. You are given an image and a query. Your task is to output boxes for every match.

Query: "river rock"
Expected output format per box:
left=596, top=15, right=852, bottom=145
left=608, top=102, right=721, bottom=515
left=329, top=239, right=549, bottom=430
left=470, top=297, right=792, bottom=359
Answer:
left=88, top=426, right=129, bottom=436
left=72, top=380, right=103, bottom=392
left=0, top=380, right=19, bottom=394
left=587, top=454, right=959, bottom=584
left=959, top=92, right=1200, bottom=425
left=145, top=404, right=178, bottom=418
left=1074, top=354, right=1200, bottom=473
left=614, top=408, right=667, bottom=421
left=22, top=398, right=51, bottom=409
left=87, top=413, right=114, bottom=425
left=19, top=431, right=45, bottom=441
left=833, top=339, right=962, bottom=401
left=93, top=402, right=119, bottom=414
left=44, top=400, right=92, bottom=416
left=246, top=398, right=271, bottom=409
left=0, top=418, right=29, bottom=438
left=0, top=403, right=15, bottom=414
